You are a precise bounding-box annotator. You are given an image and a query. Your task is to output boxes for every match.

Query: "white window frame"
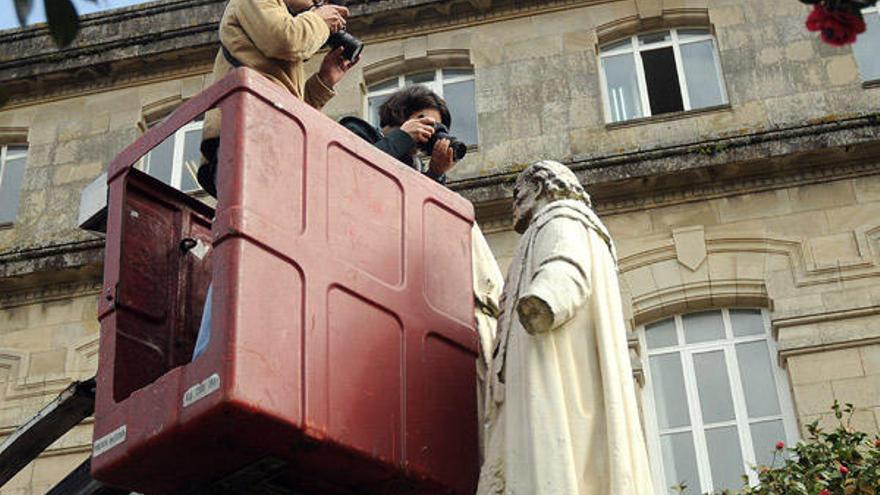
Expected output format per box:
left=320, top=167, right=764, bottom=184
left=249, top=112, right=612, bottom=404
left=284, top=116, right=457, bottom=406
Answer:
left=142, top=119, right=204, bottom=192
left=855, top=6, right=880, bottom=82
left=598, top=28, right=728, bottom=123
left=0, top=144, right=28, bottom=226
left=364, top=68, right=478, bottom=143
left=638, top=309, right=798, bottom=494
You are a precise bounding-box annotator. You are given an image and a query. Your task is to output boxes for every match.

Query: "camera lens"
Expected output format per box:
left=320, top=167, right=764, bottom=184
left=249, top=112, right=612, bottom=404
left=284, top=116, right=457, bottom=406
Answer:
left=327, top=30, right=363, bottom=61
left=421, top=123, right=468, bottom=161
left=449, top=141, right=467, bottom=161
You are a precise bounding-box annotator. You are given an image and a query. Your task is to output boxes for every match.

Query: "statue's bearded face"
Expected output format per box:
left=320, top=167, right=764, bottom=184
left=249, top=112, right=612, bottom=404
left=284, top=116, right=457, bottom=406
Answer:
left=513, top=178, right=542, bottom=234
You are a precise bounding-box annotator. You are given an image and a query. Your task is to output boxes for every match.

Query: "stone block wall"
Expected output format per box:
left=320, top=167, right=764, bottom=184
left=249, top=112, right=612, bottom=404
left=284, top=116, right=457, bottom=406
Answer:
left=0, top=0, right=879, bottom=491
left=0, top=291, right=100, bottom=494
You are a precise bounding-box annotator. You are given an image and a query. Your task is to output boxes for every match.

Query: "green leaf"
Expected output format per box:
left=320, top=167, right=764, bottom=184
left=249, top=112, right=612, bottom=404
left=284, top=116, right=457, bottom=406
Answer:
left=14, top=0, right=33, bottom=26
left=45, top=0, right=80, bottom=48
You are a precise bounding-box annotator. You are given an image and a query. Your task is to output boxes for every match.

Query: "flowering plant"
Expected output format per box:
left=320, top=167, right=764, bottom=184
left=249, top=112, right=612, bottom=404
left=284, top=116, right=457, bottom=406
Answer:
left=672, top=402, right=880, bottom=494
left=736, top=402, right=880, bottom=495
left=800, top=0, right=876, bottom=45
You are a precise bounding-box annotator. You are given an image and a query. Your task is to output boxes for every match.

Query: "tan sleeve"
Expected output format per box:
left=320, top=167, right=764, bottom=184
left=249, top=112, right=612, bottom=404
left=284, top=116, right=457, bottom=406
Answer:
left=304, top=72, right=336, bottom=109
left=236, top=0, right=330, bottom=61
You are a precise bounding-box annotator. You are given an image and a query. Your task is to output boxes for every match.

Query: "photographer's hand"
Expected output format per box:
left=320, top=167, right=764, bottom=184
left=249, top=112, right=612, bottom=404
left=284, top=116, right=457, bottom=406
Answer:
left=428, top=139, right=455, bottom=175
left=318, top=47, right=359, bottom=88
left=400, top=117, right=436, bottom=144
left=315, top=4, right=349, bottom=33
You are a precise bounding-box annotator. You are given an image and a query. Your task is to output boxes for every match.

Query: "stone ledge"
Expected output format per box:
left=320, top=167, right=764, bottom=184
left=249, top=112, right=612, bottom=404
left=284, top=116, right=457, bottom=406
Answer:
left=0, top=239, right=104, bottom=293
left=455, top=113, right=880, bottom=223
left=0, top=0, right=594, bottom=102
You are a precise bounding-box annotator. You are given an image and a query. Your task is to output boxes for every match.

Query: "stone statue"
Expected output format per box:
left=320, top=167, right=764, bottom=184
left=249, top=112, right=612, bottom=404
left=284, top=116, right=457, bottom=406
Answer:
left=471, top=224, right=504, bottom=461
left=476, top=161, right=655, bottom=495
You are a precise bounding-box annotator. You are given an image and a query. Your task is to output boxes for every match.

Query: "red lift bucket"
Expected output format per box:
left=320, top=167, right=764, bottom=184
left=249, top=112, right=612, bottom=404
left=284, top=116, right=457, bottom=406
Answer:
left=92, top=69, right=478, bottom=494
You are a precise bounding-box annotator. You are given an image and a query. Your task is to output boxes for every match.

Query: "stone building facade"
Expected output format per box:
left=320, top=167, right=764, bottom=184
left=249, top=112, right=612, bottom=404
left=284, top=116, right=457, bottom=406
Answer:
left=1, top=0, right=879, bottom=493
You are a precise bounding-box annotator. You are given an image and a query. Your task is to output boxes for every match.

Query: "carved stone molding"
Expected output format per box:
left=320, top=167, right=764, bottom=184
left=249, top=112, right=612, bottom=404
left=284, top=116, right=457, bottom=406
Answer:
left=0, top=0, right=604, bottom=106
left=619, top=225, right=880, bottom=327
left=0, top=280, right=101, bottom=310
left=0, top=337, right=99, bottom=406
left=463, top=115, right=880, bottom=226
left=595, top=8, right=710, bottom=46
left=362, top=49, right=472, bottom=86
left=0, top=239, right=104, bottom=285
left=628, top=279, right=770, bottom=328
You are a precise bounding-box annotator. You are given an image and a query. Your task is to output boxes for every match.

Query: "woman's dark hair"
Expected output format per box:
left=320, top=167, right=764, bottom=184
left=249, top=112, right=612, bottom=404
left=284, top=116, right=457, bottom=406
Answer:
left=378, top=85, right=452, bottom=129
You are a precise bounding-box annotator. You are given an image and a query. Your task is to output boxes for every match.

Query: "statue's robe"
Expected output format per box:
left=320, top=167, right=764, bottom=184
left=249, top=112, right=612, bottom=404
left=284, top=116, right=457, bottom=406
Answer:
left=477, top=200, right=654, bottom=495
left=471, top=224, right=504, bottom=461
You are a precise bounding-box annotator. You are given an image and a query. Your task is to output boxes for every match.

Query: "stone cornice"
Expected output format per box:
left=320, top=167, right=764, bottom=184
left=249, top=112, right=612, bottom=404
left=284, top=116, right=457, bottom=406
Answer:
left=0, top=0, right=602, bottom=105
left=0, top=239, right=104, bottom=294
left=0, top=279, right=102, bottom=310
left=460, top=114, right=880, bottom=227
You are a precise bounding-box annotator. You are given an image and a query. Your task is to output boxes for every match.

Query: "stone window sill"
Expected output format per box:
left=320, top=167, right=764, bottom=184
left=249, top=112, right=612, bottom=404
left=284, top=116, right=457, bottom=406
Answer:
left=863, top=79, right=880, bottom=89
left=604, top=104, right=732, bottom=130
left=0, top=222, right=13, bottom=230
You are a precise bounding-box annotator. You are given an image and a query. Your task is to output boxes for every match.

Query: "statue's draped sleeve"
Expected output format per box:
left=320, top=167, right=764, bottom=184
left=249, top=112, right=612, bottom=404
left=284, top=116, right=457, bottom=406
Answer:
left=519, top=216, right=592, bottom=332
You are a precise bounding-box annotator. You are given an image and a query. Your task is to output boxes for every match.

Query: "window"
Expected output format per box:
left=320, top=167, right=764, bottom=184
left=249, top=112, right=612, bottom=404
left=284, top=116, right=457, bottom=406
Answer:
left=142, top=116, right=204, bottom=192
left=599, top=29, right=728, bottom=123
left=639, top=309, right=797, bottom=494
left=0, top=144, right=27, bottom=225
left=853, top=7, right=880, bottom=82
left=365, top=68, right=479, bottom=147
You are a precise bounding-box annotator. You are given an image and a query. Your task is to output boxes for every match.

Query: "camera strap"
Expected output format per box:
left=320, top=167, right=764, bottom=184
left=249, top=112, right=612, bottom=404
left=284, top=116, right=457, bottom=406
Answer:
left=221, top=43, right=243, bottom=68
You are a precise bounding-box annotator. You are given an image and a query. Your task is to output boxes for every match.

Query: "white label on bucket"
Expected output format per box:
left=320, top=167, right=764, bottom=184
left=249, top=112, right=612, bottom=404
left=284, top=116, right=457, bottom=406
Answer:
left=183, top=373, right=220, bottom=407
left=93, top=425, right=127, bottom=457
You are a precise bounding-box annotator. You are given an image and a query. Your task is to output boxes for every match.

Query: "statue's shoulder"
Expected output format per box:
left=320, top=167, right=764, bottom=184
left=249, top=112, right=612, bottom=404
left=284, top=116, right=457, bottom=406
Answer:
left=532, top=201, right=593, bottom=229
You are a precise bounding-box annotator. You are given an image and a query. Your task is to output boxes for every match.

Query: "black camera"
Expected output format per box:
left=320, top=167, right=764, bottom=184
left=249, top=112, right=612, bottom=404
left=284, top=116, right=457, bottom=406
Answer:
left=326, top=0, right=363, bottom=61
left=420, top=123, right=467, bottom=161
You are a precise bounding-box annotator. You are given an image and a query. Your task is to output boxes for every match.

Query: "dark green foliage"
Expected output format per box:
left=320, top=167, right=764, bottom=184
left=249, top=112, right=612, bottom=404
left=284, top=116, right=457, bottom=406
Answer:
left=674, top=403, right=880, bottom=495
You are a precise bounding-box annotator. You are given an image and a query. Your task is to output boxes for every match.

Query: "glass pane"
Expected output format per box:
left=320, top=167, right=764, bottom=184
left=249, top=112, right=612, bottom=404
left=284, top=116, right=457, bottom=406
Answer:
left=639, top=31, right=671, bottom=45
left=443, top=68, right=473, bottom=79
left=680, top=40, right=726, bottom=109
left=5, top=145, right=27, bottom=159
left=736, top=341, right=781, bottom=418
left=660, top=432, right=700, bottom=491
left=853, top=12, right=880, bottom=81
left=0, top=155, right=27, bottom=224
left=181, top=129, right=203, bottom=192
left=650, top=353, right=691, bottom=429
left=641, top=47, right=684, bottom=115
left=705, top=426, right=746, bottom=492
left=682, top=311, right=725, bottom=344
left=730, top=309, right=765, bottom=337
left=678, top=28, right=711, bottom=40
left=693, top=350, right=736, bottom=424
left=367, top=78, right=399, bottom=92
left=405, top=71, right=436, bottom=85
left=601, top=38, right=633, bottom=52
left=646, top=318, right=678, bottom=349
left=368, top=94, right=391, bottom=127
left=750, top=420, right=787, bottom=468
left=443, top=79, right=478, bottom=146
left=602, top=53, right=644, bottom=122
left=146, top=135, right=175, bottom=186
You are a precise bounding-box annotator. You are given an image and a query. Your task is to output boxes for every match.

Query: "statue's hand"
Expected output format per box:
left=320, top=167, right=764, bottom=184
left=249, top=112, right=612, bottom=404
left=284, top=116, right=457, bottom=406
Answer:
left=516, top=296, right=553, bottom=335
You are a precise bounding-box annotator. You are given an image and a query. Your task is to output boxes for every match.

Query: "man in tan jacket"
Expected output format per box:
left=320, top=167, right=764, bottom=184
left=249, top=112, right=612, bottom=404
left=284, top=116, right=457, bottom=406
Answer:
left=198, top=0, right=357, bottom=196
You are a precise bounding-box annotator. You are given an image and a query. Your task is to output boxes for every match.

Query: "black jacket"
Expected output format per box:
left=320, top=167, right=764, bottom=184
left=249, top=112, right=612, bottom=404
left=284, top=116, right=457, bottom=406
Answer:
left=197, top=117, right=447, bottom=198
left=339, top=116, right=447, bottom=185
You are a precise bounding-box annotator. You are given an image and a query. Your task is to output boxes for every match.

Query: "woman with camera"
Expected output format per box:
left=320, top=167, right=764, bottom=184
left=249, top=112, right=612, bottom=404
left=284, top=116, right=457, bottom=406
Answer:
left=341, top=85, right=466, bottom=185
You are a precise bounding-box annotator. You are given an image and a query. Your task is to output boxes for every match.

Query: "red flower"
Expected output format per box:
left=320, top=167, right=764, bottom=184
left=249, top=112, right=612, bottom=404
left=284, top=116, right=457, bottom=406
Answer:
left=806, top=4, right=867, bottom=46
left=820, top=490, right=831, bottom=495
left=775, top=441, right=785, bottom=450
left=839, top=464, right=849, bottom=475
